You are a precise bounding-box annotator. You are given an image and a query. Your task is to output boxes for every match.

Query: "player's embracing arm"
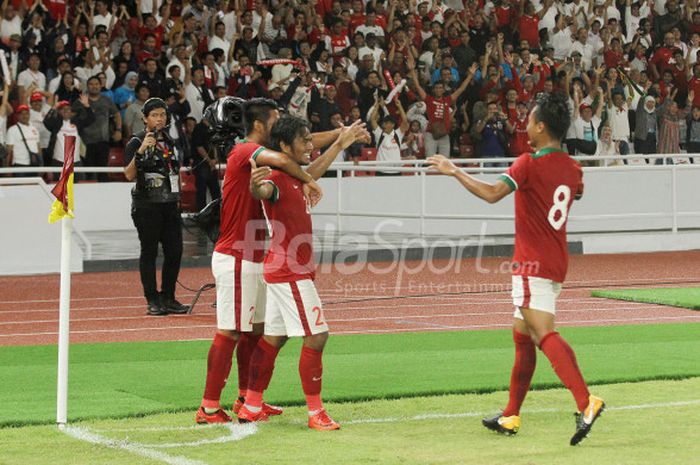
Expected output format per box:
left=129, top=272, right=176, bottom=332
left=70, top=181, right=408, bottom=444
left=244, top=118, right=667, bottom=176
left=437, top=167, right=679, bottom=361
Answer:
left=426, top=154, right=515, bottom=204
left=252, top=147, right=321, bottom=205
left=249, top=159, right=279, bottom=202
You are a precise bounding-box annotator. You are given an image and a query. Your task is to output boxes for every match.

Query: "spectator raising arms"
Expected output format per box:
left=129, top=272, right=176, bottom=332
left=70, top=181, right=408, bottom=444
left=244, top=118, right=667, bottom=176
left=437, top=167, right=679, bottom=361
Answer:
left=0, top=0, right=696, bottom=176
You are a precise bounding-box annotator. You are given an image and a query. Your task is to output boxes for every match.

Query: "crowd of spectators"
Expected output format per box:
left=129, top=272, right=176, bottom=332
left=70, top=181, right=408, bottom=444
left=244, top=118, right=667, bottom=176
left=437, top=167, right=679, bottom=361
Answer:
left=0, top=0, right=698, bottom=187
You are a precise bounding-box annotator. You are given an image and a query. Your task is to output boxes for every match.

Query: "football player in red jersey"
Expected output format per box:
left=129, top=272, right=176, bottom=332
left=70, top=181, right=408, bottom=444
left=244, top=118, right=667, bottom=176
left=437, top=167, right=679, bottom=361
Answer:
left=427, top=92, right=604, bottom=446
left=238, top=115, right=366, bottom=430
left=196, top=98, right=367, bottom=424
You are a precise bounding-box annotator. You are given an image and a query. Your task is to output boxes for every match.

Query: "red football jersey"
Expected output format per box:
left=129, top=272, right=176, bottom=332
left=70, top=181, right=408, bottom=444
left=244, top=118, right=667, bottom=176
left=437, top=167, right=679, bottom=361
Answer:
left=262, top=171, right=315, bottom=283
left=500, top=148, right=584, bottom=283
left=214, top=141, right=268, bottom=263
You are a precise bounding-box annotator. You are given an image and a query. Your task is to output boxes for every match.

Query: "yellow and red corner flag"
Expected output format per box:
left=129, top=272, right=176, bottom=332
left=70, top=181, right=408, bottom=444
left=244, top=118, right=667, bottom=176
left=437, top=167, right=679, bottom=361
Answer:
left=48, top=135, right=76, bottom=223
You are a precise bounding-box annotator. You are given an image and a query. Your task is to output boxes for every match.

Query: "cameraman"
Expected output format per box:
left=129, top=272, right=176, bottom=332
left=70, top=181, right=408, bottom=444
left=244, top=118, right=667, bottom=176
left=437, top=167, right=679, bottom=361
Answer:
left=124, top=98, right=190, bottom=316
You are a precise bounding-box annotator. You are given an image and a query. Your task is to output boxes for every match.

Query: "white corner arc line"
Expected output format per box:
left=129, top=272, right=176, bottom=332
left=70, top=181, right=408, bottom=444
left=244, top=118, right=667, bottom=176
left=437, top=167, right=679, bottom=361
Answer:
left=61, top=425, right=209, bottom=465
left=134, top=423, right=258, bottom=449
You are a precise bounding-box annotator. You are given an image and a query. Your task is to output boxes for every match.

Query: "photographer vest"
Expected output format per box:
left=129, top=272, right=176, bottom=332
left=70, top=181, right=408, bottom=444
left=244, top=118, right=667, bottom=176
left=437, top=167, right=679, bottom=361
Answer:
left=131, top=130, right=181, bottom=206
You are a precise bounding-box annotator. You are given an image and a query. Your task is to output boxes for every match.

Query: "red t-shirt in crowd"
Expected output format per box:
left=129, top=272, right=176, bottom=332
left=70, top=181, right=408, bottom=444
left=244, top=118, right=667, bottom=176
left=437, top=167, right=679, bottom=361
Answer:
left=328, top=34, right=350, bottom=58
left=519, top=15, right=540, bottom=48
left=508, top=117, right=529, bottom=156
left=688, top=77, right=700, bottom=107
left=495, top=5, right=515, bottom=28
left=603, top=50, right=623, bottom=69
left=46, top=0, right=67, bottom=19
left=650, top=47, right=677, bottom=75
left=425, top=94, right=452, bottom=133
left=140, top=25, right=165, bottom=51
left=214, top=141, right=268, bottom=263
left=500, top=148, right=584, bottom=283
left=262, top=170, right=315, bottom=283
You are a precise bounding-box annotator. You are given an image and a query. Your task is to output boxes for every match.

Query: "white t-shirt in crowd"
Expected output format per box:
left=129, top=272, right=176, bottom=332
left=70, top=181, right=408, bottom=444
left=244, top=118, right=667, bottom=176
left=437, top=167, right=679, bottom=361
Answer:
left=355, top=24, right=384, bottom=38
left=552, top=28, right=573, bottom=61
left=359, top=46, right=383, bottom=71
left=0, top=16, right=21, bottom=41
left=30, top=104, right=51, bottom=149
left=93, top=13, right=113, bottom=31
left=373, top=127, right=403, bottom=173
left=608, top=104, right=631, bottom=142
left=53, top=120, right=81, bottom=163
left=17, top=69, right=47, bottom=91
left=251, top=11, right=273, bottom=34
left=223, top=11, right=238, bottom=41
left=185, top=82, right=211, bottom=122
left=209, top=34, right=229, bottom=52
left=6, top=122, right=40, bottom=165
left=140, top=0, right=162, bottom=14
left=573, top=115, right=602, bottom=155
left=0, top=115, right=7, bottom=146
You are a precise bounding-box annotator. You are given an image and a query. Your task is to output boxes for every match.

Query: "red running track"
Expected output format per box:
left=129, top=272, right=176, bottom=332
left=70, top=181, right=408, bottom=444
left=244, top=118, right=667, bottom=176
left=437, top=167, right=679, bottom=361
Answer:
left=0, top=251, right=699, bottom=346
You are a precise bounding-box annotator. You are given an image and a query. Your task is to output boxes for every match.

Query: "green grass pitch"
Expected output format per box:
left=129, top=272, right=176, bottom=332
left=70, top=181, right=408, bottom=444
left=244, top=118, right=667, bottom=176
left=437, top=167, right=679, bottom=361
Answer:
left=1, top=378, right=699, bottom=465
left=591, top=287, right=700, bottom=310
left=1, top=323, right=699, bottom=464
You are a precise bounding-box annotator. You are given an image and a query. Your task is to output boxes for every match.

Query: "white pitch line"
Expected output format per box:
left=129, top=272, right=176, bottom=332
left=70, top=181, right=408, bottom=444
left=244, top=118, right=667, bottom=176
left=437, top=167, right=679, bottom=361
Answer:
left=0, top=296, right=618, bottom=315
left=61, top=425, right=209, bottom=465
left=93, top=399, right=700, bottom=435
left=0, top=304, right=665, bottom=327
left=2, top=314, right=700, bottom=339
left=1, top=275, right=697, bottom=306
left=340, top=399, right=700, bottom=426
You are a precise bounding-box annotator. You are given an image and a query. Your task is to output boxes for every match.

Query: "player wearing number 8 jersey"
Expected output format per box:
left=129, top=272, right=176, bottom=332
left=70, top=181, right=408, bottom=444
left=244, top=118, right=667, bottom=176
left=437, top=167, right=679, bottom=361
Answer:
left=427, top=92, right=604, bottom=446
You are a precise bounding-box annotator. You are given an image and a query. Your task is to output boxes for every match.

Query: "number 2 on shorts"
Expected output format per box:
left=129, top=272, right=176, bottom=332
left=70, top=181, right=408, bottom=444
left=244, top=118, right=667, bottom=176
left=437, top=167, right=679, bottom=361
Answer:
left=311, top=306, right=325, bottom=326
left=548, top=185, right=571, bottom=230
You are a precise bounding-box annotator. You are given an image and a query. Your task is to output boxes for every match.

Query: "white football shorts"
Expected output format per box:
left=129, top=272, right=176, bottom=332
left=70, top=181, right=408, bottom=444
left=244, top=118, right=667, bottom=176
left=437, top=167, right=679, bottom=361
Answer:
left=211, top=251, right=266, bottom=331
left=512, top=275, right=562, bottom=319
left=264, top=279, right=329, bottom=337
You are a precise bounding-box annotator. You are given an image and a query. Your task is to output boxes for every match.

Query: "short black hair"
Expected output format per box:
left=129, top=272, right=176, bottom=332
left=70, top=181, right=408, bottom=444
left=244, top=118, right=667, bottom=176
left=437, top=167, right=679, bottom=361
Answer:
left=531, top=91, right=570, bottom=142
left=87, top=76, right=101, bottom=85
left=243, top=98, right=279, bottom=135
left=135, top=83, right=150, bottom=95
left=270, top=115, right=311, bottom=152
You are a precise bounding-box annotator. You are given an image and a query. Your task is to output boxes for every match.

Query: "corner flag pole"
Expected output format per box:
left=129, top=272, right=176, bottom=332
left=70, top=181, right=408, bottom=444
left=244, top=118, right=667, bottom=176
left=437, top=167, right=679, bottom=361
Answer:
left=56, top=213, right=72, bottom=426
left=51, top=134, right=77, bottom=427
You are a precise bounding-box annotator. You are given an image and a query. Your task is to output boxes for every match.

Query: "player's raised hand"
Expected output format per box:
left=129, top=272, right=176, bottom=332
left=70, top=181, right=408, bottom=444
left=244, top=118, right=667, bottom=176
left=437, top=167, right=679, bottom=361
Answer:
left=337, top=120, right=367, bottom=149
left=303, top=178, right=323, bottom=207
left=426, top=154, right=459, bottom=176
left=249, top=158, right=272, bottom=195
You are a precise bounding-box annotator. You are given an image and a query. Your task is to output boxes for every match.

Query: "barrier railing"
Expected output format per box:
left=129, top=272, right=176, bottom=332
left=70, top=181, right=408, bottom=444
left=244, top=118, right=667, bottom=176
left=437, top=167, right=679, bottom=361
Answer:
left=0, top=154, right=697, bottom=238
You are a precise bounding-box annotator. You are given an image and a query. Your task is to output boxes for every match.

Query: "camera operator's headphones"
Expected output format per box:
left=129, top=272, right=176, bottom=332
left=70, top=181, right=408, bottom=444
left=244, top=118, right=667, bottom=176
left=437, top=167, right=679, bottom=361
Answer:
left=142, top=97, right=168, bottom=117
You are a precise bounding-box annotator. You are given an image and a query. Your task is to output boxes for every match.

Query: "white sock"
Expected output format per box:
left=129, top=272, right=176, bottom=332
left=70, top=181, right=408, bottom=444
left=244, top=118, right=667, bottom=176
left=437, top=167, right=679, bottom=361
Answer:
left=308, top=409, right=322, bottom=417
left=245, top=405, right=262, bottom=413
left=203, top=407, right=219, bottom=414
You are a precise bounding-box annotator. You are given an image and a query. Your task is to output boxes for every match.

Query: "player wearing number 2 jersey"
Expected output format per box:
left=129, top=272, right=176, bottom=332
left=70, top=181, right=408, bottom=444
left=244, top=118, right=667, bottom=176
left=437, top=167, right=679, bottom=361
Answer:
left=240, top=115, right=366, bottom=430
left=427, top=92, right=604, bottom=446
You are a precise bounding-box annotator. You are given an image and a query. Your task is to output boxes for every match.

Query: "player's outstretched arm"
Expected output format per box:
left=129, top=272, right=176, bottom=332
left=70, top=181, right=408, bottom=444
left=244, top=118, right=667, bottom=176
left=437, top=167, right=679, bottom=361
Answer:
left=426, top=154, right=513, bottom=204
left=310, top=127, right=342, bottom=149
left=306, top=120, right=370, bottom=180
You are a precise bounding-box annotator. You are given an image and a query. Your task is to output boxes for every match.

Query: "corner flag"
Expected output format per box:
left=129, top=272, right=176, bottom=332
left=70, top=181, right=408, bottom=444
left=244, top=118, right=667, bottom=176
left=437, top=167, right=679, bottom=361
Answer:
left=48, top=135, right=76, bottom=223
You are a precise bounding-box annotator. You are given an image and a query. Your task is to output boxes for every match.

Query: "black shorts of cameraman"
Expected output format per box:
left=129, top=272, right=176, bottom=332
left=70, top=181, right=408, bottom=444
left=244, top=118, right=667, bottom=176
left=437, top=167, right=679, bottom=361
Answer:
left=124, top=126, right=190, bottom=316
